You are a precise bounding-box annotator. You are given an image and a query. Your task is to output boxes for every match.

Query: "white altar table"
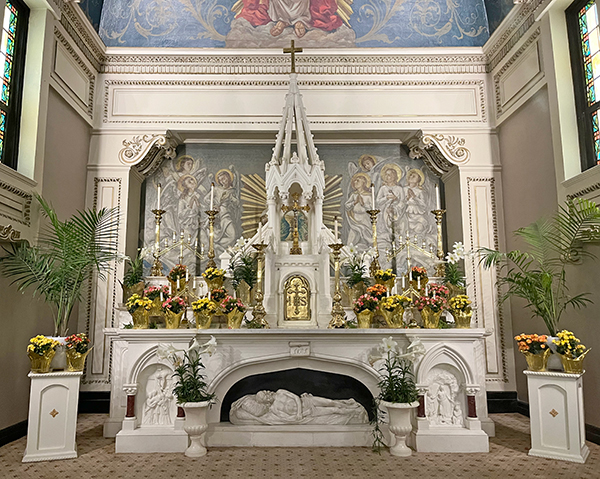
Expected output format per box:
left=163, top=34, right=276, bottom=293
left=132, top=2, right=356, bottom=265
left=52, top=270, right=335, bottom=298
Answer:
left=103, top=328, right=492, bottom=453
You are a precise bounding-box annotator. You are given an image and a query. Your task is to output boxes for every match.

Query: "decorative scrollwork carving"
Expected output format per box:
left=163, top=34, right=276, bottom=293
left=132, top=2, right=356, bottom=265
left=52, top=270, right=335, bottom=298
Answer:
left=118, top=134, right=179, bottom=177
left=0, top=224, right=21, bottom=242
left=420, top=134, right=471, bottom=165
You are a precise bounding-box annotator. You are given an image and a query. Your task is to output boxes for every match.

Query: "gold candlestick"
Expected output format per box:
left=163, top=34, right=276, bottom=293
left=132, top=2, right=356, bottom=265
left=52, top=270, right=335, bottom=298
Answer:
left=205, top=210, right=218, bottom=269
left=251, top=243, right=270, bottom=328
left=431, top=209, right=446, bottom=277
left=328, top=243, right=347, bottom=329
left=150, top=209, right=166, bottom=276
left=367, top=209, right=381, bottom=277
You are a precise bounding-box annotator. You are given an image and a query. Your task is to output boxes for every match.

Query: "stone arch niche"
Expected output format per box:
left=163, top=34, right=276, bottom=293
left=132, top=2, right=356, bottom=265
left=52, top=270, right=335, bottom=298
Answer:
left=220, top=368, right=375, bottom=422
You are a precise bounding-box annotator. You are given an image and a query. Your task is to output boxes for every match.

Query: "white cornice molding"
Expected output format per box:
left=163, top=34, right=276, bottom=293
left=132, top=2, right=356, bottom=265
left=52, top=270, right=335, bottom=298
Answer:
left=59, top=1, right=105, bottom=71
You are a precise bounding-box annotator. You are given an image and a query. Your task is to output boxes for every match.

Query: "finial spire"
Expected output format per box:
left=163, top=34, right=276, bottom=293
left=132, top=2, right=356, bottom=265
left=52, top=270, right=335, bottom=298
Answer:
left=283, top=40, right=303, bottom=74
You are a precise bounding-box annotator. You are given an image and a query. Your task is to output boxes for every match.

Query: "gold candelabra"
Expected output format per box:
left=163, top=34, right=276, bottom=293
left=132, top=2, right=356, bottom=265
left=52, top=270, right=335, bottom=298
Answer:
left=150, top=208, right=166, bottom=276
left=206, top=210, right=218, bottom=269
left=328, top=243, right=347, bottom=329
left=251, top=243, right=270, bottom=328
left=431, top=209, right=446, bottom=277
left=367, top=209, right=381, bottom=276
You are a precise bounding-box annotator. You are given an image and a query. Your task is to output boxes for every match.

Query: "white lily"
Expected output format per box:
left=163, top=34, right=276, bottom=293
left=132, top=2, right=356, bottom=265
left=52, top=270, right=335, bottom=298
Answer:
left=156, top=343, right=178, bottom=361
left=380, top=336, right=398, bottom=353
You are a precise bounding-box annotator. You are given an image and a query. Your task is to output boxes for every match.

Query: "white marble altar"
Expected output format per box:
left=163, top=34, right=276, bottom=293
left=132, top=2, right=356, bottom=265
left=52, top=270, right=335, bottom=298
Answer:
left=104, top=328, right=492, bottom=452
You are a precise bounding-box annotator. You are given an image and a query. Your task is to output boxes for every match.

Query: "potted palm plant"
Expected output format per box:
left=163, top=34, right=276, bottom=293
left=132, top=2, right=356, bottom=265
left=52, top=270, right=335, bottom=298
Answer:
left=0, top=195, right=120, bottom=366
left=480, top=198, right=600, bottom=336
left=373, top=337, right=420, bottom=457
left=157, top=337, right=217, bottom=458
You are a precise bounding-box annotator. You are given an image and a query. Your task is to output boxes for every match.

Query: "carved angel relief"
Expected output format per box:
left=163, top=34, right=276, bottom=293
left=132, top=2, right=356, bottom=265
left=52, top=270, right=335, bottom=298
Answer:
left=425, top=370, right=464, bottom=427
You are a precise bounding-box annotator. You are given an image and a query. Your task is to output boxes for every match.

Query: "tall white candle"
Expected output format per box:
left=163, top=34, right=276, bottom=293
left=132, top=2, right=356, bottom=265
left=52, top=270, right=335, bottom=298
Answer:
left=160, top=292, right=164, bottom=302
left=177, top=278, right=180, bottom=290
left=210, top=183, right=215, bottom=210
left=425, top=284, right=429, bottom=296
left=170, top=283, right=173, bottom=295
left=402, top=276, right=406, bottom=289
left=409, top=269, right=413, bottom=282
left=371, top=183, right=375, bottom=209
left=185, top=270, right=189, bottom=282
left=334, top=217, right=338, bottom=241
left=417, top=277, right=421, bottom=290
left=193, top=278, right=197, bottom=290
left=435, top=184, right=441, bottom=210
left=157, top=183, right=162, bottom=210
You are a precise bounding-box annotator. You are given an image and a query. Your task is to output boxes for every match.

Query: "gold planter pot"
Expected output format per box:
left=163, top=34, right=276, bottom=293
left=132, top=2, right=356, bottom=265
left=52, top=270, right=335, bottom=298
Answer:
left=131, top=308, right=150, bottom=329
left=150, top=297, right=163, bottom=317
left=165, top=310, right=185, bottom=329
left=194, top=311, right=213, bottom=329
left=346, top=282, right=366, bottom=305
left=28, top=349, right=56, bottom=373
left=420, top=307, right=442, bottom=329
left=560, top=349, right=590, bottom=374
left=65, top=347, right=93, bottom=372
left=522, top=348, right=551, bottom=372
left=380, top=307, right=405, bottom=328
left=206, top=277, right=224, bottom=291
left=452, top=309, right=472, bottom=329
left=356, top=310, right=374, bottom=329
left=227, top=309, right=245, bottom=329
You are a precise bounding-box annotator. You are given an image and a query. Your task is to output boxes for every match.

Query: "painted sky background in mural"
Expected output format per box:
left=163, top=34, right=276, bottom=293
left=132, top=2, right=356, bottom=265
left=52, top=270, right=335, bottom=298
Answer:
left=77, top=0, right=514, bottom=48
left=141, top=143, right=441, bottom=276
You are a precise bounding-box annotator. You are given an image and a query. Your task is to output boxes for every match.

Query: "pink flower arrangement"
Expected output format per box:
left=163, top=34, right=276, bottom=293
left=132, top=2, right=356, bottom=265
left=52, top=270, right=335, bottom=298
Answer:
left=143, top=285, right=170, bottom=300
left=211, top=287, right=227, bottom=303
left=167, top=264, right=187, bottom=282
left=413, top=294, right=447, bottom=313
left=427, top=283, right=449, bottom=298
left=162, top=296, right=187, bottom=314
left=221, top=295, right=246, bottom=314
left=353, top=293, right=379, bottom=313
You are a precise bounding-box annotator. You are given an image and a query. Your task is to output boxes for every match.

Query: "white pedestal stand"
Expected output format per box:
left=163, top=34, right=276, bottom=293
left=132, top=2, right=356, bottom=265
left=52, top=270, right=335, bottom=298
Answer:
left=23, top=371, right=82, bottom=462
left=525, top=370, right=589, bottom=463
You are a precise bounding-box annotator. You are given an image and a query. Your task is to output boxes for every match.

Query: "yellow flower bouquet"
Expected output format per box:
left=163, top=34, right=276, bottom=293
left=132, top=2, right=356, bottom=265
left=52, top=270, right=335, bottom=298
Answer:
left=192, top=298, right=219, bottom=314
left=374, top=269, right=396, bottom=282
left=27, top=335, right=60, bottom=373
left=552, top=330, right=590, bottom=374
left=126, top=294, right=153, bottom=314
left=202, top=268, right=226, bottom=281
left=448, top=295, right=471, bottom=312
left=380, top=295, right=411, bottom=312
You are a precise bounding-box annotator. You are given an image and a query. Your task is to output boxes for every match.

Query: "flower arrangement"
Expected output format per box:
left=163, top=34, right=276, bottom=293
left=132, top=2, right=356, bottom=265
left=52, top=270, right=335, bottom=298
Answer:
left=162, top=296, right=187, bottom=314
left=374, top=269, right=396, bottom=282
left=380, top=295, right=411, bottom=312
left=553, top=330, right=588, bottom=358
left=157, top=337, right=217, bottom=404
left=514, top=333, right=548, bottom=355
left=27, top=335, right=60, bottom=356
left=342, top=246, right=373, bottom=288
left=427, top=283, right=449, bottom=298
left=126, top=294, right=153, bottom=314
left=203, top=267, right=226, bottom=281
left=210, top=287, right=227, bottom=303
left=353, top=293, right=379, bottom=313
left=448, top=295, right=471, bottom=312
left=410, top=266, right=427, bottom=280
left=143, top=285, right=170, bottom=301
left=65, top=333, right=91, bottom=354
left=413, top=294, right=447, bottom=313
left=367, top=283, right=387, bottom=300
left=167, top=264, right=187, bottom=282
left=191, top=298, right=218, bottom=314
left=221, top=295, right=246, bottom=314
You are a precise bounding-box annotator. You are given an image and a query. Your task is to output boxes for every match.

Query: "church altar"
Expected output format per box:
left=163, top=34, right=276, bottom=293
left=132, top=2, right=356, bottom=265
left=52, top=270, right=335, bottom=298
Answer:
left=103, top=328, right=492, bottom=452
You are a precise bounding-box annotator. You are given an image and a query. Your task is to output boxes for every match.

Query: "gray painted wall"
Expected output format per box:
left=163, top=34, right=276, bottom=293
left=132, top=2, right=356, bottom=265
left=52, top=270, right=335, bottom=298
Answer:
left=0, top=87, right=91, bottom=431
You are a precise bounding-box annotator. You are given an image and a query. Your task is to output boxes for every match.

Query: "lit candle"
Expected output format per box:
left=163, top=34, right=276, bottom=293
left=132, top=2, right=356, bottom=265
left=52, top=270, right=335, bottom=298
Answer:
left=371, top=183, right=375, bottom=210
left=210, top=183, right=215, bottom=210
left=157, top=183, right=162, bottom=210
left=334, top=216, right=338, bottom=241
left=435, top=184, right=441, bottom=210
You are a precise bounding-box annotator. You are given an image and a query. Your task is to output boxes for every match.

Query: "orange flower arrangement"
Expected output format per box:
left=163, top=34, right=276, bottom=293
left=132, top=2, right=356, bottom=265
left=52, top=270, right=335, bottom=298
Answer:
left=514, top=333, right=548, bottom=355
left=367, top=283, right=387, bottom=300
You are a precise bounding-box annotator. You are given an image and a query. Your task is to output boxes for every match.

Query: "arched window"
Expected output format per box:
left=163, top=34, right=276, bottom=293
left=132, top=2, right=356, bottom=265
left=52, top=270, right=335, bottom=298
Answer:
left=0, top=0, right=28, bottom=169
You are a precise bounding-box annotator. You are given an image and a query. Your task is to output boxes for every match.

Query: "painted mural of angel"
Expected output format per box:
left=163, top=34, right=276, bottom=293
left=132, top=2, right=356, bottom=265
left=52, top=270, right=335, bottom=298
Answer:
left=232, top=0, right=352, bottom=38
left=399, top=168, right=432, bottom=236
left=347, top=154, right=387, bottom=194
left=344, top=172, right=373, bottom=249
left=212, top=167, right=242, bottom=256
left=376, top=163, right=404, bottom=240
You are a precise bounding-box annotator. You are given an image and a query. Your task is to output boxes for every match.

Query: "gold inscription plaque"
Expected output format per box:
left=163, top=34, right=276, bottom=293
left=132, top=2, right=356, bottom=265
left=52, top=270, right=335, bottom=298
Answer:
left=284, top=275, right=311, bottom=321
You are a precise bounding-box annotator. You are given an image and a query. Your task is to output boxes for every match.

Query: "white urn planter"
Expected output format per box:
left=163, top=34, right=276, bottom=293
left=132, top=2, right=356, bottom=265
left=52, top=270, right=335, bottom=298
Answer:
left=181, top=401, right=211, bottom=457
left=381, top=400, right=419, bottom=457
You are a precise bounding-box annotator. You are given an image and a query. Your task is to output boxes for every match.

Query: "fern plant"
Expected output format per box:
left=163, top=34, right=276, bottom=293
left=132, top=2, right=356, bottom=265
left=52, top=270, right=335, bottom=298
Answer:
left=122, top=252, right=145, bottom=288
left=229, top=252, right=257, bottom=289
left=0, top=194, right=120, bottom=336
left=480, top=198, right=600, bottom=335
left=172, top=350, right=216, bottom=404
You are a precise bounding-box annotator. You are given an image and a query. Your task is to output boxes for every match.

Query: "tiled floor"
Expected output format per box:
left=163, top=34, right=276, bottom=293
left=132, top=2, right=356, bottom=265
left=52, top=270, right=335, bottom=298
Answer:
left=1, top=413, right=599, bottom=478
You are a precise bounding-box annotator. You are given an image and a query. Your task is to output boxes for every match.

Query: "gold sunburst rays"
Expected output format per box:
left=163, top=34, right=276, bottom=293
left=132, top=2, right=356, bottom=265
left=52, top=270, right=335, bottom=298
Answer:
left=240, top=173, right=343, bottom=238
left=241, top=174, right=267, bottom=238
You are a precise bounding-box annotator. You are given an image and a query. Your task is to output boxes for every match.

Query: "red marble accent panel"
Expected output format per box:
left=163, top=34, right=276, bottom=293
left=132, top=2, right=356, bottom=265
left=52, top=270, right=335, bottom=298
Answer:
left=417, top=395, right=425, bottom=417
left=467, top=395, right=477, bottom=418
left=126, top=395, right=135, bottom=418
left=177, top=407, right=185, bottom=418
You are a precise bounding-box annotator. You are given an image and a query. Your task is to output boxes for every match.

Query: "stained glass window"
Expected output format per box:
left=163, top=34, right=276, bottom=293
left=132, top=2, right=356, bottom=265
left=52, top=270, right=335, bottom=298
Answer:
left=0, top=0, right=28, bottom=169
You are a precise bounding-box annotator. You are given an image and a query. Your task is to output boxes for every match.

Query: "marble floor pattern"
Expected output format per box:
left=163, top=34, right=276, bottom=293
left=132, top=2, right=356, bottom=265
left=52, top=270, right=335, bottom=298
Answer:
left=1, top=413, right=599, bottom=478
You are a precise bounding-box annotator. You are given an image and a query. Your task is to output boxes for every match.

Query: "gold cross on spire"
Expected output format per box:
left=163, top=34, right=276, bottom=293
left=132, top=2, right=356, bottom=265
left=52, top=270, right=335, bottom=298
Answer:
left=283, top=40, right=303, bottom=74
